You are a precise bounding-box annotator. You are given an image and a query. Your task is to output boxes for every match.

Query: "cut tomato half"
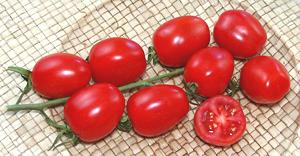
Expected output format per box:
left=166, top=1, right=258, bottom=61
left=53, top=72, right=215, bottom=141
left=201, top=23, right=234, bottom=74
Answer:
left=194, top=95, right=246, bottom=146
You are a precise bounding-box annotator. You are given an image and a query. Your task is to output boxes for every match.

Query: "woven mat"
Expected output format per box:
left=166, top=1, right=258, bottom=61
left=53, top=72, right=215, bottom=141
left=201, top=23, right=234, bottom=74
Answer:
left=1, top=0, right=300, bottom=155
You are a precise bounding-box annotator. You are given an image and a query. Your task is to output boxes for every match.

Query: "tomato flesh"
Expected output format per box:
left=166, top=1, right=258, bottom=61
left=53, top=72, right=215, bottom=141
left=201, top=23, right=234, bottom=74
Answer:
left=194, top=95, right=246, bottom=146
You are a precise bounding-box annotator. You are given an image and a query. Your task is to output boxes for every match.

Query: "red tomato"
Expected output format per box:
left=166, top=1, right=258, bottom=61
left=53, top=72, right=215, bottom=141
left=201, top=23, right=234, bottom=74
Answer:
left=64, top=83, right=125, bottom=142
left=214, top=10, right=267, bottom=59
left=127, top=85, right=189, bottom=137
left=184, top=47, right=234, bottom=97
left=240, top=56, right=290, bottom=104
left=153, top=16, right=210, bottom=67
left=31, top=53, right=91, bottom=99
left=89, top=37, right=146, bottom=86
left=194, top=95, right=246, bottom=146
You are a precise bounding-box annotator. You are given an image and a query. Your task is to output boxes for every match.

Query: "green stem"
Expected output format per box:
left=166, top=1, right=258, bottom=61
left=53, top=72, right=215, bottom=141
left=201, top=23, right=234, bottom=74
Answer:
left=119, top=68, right=184, bottom=91
left=7, top=97, right=69, bottom=111
left=6, top=68, right=184, bottom=112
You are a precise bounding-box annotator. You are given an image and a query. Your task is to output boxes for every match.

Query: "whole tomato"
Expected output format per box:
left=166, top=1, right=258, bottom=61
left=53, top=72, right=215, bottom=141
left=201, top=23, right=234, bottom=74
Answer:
left=127, top=85, right=189, bottom=137
left=31, top=53, right=91, bottom=99
left=89, top=37, right=146, bottom=86
left=194, top=95, right=246, bottom=146
left=64, top=83, right=125, bottom=142
left=214, top=10, right=267, bottom=59
left=240, top=56, right=290, bottom=104
left=184, top=47, right=234, bottom=97
left=153, top=16, right=210, bottom=67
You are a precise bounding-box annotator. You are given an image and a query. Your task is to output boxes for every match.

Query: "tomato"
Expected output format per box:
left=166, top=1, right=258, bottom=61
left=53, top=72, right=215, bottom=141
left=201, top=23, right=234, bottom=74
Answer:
left=194, top=95, right=246, bottom=146
left=153, top=16, right=210, bottom=67
left=31, top=53, right=91, bottom=99
left=184, top=47, right=234, bottom=97
left=240, top=56, right=290, bottom=104
left=64, top=83, right=125, bottom=142
left=213, top=10, right=267, bottom=59
left=89, top=37, right=146, bottom=86
left=127, top=85, right=189, bottom=137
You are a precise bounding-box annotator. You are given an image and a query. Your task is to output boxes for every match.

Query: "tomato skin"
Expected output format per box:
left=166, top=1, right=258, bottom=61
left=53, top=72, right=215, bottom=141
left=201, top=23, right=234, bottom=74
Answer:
left=194, top=95, right=246, bottom=147
left=127, top=85, right=189, bottom=137
left=153, top=16, right=210, bottom=67
left=214, top=10, right=267, bottom=59
left=240, top=56, right=290, bottom=104
left=184, top=47, right=234, bottom=97
left=31, top=53, right=91, bottom=99
left=64, top=83, right=125, bottom=142
left=89, top=37, right=146, bottom=86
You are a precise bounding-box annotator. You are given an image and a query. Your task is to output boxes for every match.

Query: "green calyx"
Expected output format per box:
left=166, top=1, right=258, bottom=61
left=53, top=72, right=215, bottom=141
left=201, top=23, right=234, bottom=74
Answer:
left=117, top=115, right=132, bottom=132
left=183, top=76, right=240, bottom=106
left=183, top=81, right=206, bottom=106
left=226, top=77, right=239, bottom=96
left=147, top=46, right=159, bottom=65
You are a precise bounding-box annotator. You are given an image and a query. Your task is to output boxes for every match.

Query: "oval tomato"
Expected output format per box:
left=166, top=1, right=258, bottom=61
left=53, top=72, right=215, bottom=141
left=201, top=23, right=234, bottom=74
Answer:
left=184, top=47, right=234, bottom=97
left=214, top=10, right=267, bottom=59
left=31, top=53, right=91, bottom=99
left=89, top=37, right=146, bottom=86
left=127, top=85, right=189, bottom=137
left=153, top=16, right=210, bottom=67
left=194, top=95, right=246, bottom=146
left=240, top=56, right=290, bottom=104
left=64, top=83, right=125, bottom=142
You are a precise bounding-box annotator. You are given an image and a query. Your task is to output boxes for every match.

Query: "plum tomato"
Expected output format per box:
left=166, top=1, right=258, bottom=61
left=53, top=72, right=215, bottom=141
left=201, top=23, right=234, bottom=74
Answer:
left=89, top=37, right=146, bottom=86
left=240, top=56, right=290, bottom=104
left=184, top=47, right=234, bottom=97
left=214, top=10, right=267, bottom=59
left=64, top=83, right=125, bottom=142
left=31, top=53, right=91, bottom=99
left=153, top=16, right=210, bottom=67
left=127, top=85, right=189, bottom=137
left=194, top=95, right=246, bottom=146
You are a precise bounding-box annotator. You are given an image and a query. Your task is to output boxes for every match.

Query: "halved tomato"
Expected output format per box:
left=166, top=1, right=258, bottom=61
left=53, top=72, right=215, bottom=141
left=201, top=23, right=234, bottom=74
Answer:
left=194, top=95, right=246, bottom=146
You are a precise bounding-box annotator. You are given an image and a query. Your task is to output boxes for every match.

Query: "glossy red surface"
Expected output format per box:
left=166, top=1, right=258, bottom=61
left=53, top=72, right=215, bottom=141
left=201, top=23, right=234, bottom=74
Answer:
left=64, top=83, right=125, bottom=142
left=240, top=56, right=290, bottom=104
left=127, top=85, right=189, bottom=137
left=153, top=16, right=210, bottom=67
left=31, top=53, right=91, bottom=99
left=214, top=10, right=267, bottom=59
left=184, top=47, right=234, bottom=97
left=89, top=37, right=146, bottom=86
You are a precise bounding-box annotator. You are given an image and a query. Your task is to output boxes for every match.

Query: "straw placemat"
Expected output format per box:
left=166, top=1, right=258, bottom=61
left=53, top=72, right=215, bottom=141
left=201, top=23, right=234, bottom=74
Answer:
left=1, top=0, right=300, bottom=155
